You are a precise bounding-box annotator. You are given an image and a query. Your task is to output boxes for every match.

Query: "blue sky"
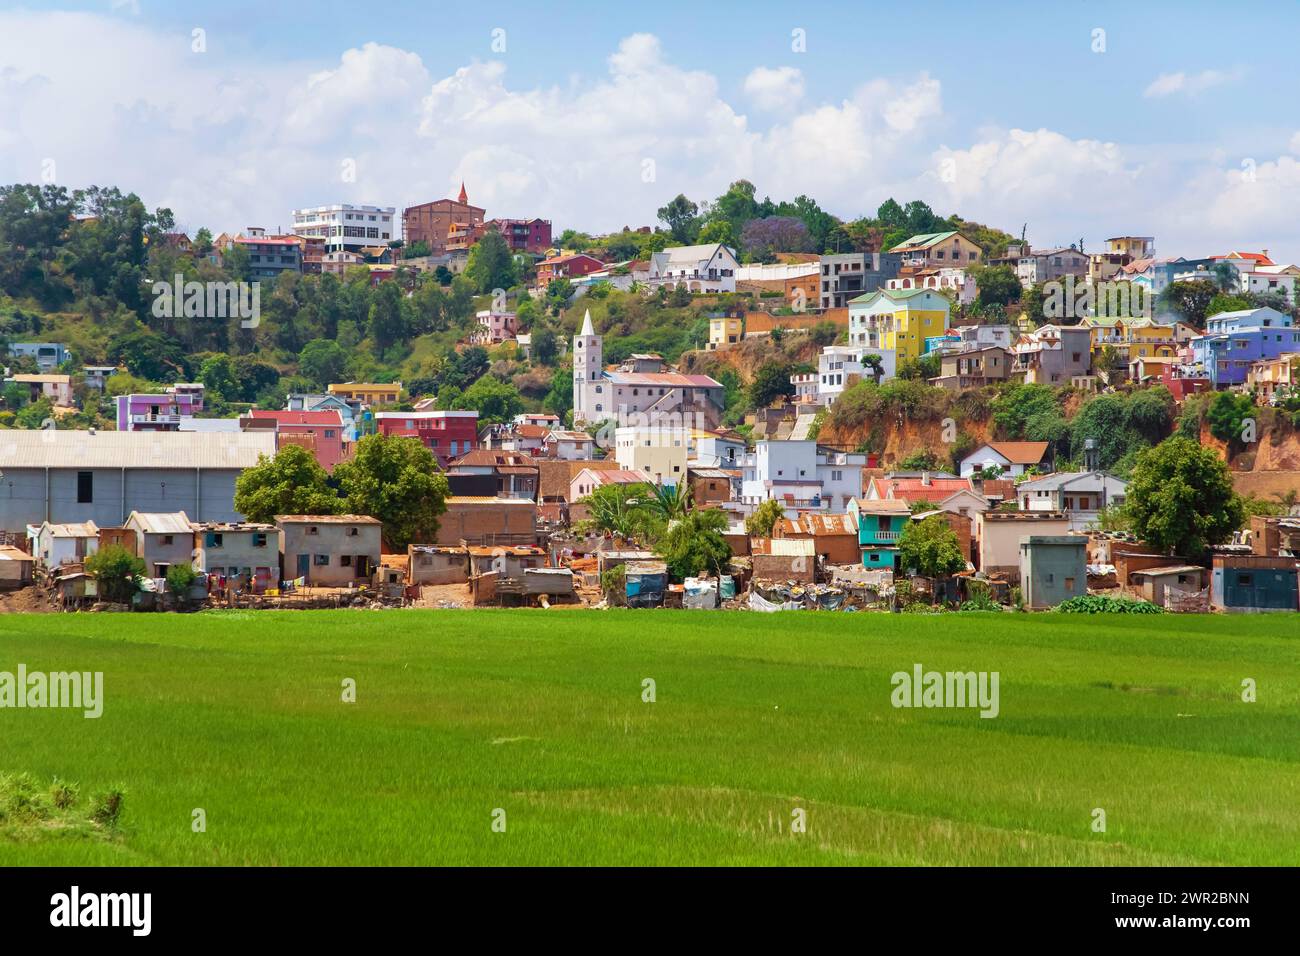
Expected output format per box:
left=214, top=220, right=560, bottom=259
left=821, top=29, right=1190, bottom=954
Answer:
left=4, top=1, right=1300, bottom=260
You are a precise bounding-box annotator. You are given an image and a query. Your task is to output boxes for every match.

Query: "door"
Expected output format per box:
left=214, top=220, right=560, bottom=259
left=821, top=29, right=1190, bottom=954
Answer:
left=296, top=553, right=309, bottom=580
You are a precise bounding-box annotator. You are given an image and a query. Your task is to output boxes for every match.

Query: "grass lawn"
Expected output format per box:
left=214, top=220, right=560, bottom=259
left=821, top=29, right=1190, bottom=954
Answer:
left=0, top=608, right=1297, bottom=866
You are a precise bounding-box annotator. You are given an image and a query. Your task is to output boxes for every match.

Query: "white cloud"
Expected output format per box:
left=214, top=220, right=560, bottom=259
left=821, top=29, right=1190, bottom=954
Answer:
left=742, top=66, right=804, bottom=111
left=2, top=12, right=1298, bottom=261
left=1143, top=68, right=1239, bottom=98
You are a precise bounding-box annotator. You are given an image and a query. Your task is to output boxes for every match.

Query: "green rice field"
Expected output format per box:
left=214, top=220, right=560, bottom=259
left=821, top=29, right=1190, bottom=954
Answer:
left=0, top=608, right=1297, bottom=866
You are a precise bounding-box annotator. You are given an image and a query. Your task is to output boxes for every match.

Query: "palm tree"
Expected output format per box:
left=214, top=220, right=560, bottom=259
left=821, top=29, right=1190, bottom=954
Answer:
left=863, top=353, right=885, bottom=385
left=644, top=481, right=693, bottom=521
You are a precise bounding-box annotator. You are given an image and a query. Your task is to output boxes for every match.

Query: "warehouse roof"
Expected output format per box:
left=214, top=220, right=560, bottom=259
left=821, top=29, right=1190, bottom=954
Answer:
left=0, top=430, right=276, bottom=469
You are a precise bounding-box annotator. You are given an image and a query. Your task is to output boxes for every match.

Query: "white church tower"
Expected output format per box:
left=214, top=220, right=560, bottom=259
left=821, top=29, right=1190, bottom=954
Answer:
left=573, top=309, right=603, bottom=424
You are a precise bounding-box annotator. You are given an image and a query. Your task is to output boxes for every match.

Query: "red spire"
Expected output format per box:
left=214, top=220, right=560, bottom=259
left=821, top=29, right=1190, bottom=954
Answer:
left=457, top=181, right=468, bottom=204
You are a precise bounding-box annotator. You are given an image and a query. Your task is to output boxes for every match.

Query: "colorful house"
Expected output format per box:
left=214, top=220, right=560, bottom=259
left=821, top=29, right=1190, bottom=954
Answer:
left=848, top=287, right=951, bottom=363
left=1191, top=307, right=1300, bottom=387
left=848, top=498, right=911, bottom=569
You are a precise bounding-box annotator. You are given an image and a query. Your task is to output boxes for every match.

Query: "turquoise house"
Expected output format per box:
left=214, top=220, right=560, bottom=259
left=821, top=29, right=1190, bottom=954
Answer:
left=848, top=498, right=911, bottom=569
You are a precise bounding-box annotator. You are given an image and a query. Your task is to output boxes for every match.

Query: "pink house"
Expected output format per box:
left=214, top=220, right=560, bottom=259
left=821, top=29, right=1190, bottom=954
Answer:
left=475, top=310, right=518, bottom=344
left=244, top=409, right=348, bottom=471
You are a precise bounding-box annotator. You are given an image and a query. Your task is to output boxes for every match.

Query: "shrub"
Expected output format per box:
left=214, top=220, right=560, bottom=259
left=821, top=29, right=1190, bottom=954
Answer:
left=165, top=563, right=198, bottom=595
left=1056, top=595, right=1164, bottom=614
left=84, top=545, right=147, bottom=604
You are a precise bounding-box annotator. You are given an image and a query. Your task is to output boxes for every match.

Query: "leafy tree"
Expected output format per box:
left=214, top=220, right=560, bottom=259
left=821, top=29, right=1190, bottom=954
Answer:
left=367, top=280, right=407, bottom=355
left=745, top=498, right=785, bottom=537
left=655, top=507, right=731, bottom=581
left=697, top=219, right=738, bottom=249
left=84, top=545, right=147, bottom=603
left=198, top=354, right=238, bottom=402
left=531, top=326, right=559, bottom=365
left=1157, top=280, right=1217, bottom=330
left=543, top=363, right=573, bottom=419
left=897, top=515, right=966, bottom=578
left=233, top=445, right=342, bottom=524
left=644, top=482, right=693, bottom=522
left=1206, top=391, right=1255, bottom=447
left=450, top=374, right=523, bottom=424
left=107, top=329, right=188, bottom=382
left=465, top=229, right=517, bottom=293
left=298, top=338, right=348, bottom=387
left=165, top=563, right=198, bottom=596
left=656, top=194, right=700, bottom=243
left=1126, top=436, right=1244, bottom=557
left=577, top=481, right=657, bottom=540
left=15, top=396, right=53, bottom=429
left=747, top=361, right=795, bottom=407
left=992, top=383, right=1059, bottom=438
left=1206, top=292, right=1251, bottom=319
left=968, top=264, right=1022, bottom=309
left=333, top=434, right=449, bottom=550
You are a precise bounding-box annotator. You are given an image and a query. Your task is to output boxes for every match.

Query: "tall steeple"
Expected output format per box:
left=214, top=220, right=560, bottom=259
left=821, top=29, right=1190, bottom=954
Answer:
left=457, top=181, right=468, bottom=205
left=573, top=309, right=602, bottom=424
left=580, top=308, right=594, bottom=337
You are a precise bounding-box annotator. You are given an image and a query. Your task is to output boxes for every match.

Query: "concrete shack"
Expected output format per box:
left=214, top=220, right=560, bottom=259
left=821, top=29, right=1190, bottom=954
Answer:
left=1019, top=535, right=1086, bottom=609
left=1211, top=555, right=1300, bottom=612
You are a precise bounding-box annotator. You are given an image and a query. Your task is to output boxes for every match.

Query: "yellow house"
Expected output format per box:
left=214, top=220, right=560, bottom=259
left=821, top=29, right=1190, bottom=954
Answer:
left=847, top=288, right=950, bottom=363
left=1078, top=316, right=1177, bottom=358
left=1124, top=318, right=1179, bottom=359
left=888, top=231, right=982, bottom=269
left=328, top=382, right=402, bottom=405
left=708, top=315, right=743, bottom=350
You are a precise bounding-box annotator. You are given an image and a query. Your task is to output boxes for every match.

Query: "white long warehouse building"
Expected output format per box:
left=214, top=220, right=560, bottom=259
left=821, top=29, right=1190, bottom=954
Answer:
left=0, top=430, right=276, bottom=532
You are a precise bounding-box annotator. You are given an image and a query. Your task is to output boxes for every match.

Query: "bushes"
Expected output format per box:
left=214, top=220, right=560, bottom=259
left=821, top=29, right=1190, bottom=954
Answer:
left=165, top=563, right=198, bottom=595
left=1056, top=595, right=1164, bottom=614
left=84, top=545, right=146, bottom=604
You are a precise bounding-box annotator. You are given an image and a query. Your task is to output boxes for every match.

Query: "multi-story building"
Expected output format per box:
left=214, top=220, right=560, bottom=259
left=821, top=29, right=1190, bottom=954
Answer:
left=614, top=425, right=689, bottom=487
left=402, top=184, right=484, bottom=256
left=708, top=314, right=743, bottom=350
left=1018, top=470, right=1128, bottom=532
left=791, top=345, right=895, bottom=406
left=1003, top=245, right=1089, bottom=285
left=373, top=410, right=479, bottom=466
left=1012, top=325, right=1093, bottom=385
left=888, top=231, right=982, bottom=270
left=848, top=287, right=951, bottom=363
left=488, top=218, right=552, bottom=253
left=886, top=267, right=977, bottom=305
left=291, top=204, right=395, bottom=257
left=647, top=243, right=740, bottom=293
left=1191, top=307, right=1300, bottom=388
left=474, top=310, right=518, bottom=345
left=116, top=386, right=204, bottom=432
left=818, top=252, right=901, bottom=309
left=1247, top=352, right=1300, bottom=405
left=7, top=373, right=73, bottom=407
left=229, top=231, right=302, bottom=281
left=740, top=441, right=866, bottom=515
left=572, top=311, right=724, bottom=426
left=243, top=409, right=349, bottom=472
left=327, top=382, right=402, bottom=407
left=932, top=345, right=1012, bottom=390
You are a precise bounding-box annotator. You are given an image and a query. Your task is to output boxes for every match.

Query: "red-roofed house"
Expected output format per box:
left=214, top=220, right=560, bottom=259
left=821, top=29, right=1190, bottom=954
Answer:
left=243, top=409, right=348, bottom=471
left=865, top=473, right=974, bottom=505
left=373, top=410, right=479, bottom=467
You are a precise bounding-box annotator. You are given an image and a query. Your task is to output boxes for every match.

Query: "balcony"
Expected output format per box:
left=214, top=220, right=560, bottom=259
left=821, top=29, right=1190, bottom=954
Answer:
left=131, top=413, right=181, bottom=424
left=861, top=530, right=900, bottom=544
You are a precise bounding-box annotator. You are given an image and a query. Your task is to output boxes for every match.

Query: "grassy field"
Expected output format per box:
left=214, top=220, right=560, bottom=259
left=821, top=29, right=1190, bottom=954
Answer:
left=0, top=608, right=1298, bottom=866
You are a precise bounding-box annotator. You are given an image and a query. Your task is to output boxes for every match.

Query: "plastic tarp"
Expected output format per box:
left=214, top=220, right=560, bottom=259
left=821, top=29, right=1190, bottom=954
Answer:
left=748, top=590, right=803, bottom=612
left=719, top=575, right=736, bottom=599
left=683, top=577, right=718, bottom=609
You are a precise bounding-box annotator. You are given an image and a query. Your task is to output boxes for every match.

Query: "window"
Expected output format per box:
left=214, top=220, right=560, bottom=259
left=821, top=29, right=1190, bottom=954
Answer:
left=77, top=471, right=93, bottom=504
left=341, top=555, right=353, bottom=566
left=347, top=527, right=359, bottom=536
left=206, top=532, right=224, bottom=548
left=161, top=535, right=174, bottom=545
left=252, top=533, right=267, bottom=548
left=315, top=554, right=330, bottom=566
left=1064, top=577, right=1076, bottom=591
left=308, top=526, right=319, bottom=535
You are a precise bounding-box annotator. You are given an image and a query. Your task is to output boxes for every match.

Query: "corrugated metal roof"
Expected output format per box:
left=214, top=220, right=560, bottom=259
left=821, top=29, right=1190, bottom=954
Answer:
left=276, top=514, right=382, bottom=524
left=126, top=511, right=193, bottom=534
left=40, top=521, right=99, bottom=537
left=0, top=430, right=276, bottom=469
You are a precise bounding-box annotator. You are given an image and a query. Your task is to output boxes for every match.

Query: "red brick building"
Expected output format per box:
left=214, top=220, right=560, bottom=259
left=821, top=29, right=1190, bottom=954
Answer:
left=402, top=183, right=485, bottom=256
left=489, top=218, right=553, bottom=253
left=373, top=410, right=479, bottom=467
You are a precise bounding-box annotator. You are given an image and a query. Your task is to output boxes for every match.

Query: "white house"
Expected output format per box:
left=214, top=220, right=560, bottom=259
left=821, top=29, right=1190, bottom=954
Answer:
left=818, top=345, right=895, bottom=403
left=740, top=441, right=866, bottom=515
left=691, top=431, right=747, bottom=469
left=647, top=243, right=740, bottom=293
left=543, top=430, right=595, bottom=461
left=614, top=425, right=689, bottom=486
left=1018, top=470, right=1128, bottom=531
left=959, top=441, right=1052, bottom=479
left=29, top=521, right=99, bottom=567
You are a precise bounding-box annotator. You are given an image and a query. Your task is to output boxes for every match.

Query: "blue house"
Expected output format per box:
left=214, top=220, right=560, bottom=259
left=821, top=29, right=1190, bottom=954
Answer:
left=7, top=342, right=71, bottom=371
left=1190, top=307, right=1300, bottom=387
left=848, top=498, right=911, bottom=569
left=1211, top=556, right=1299, bottom=612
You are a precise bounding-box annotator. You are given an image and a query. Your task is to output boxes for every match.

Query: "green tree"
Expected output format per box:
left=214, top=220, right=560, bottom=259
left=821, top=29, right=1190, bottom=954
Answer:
left=84, top=545, right=147, bottom=604
left=465, top=229, right=517, bottom=294
left=298, top=338, right=349, bottom=388
left=333, top=434, right=449, bottom=550
left=1126, top=436, right=1244, bottom=557
left=1206, top=391, right=1255, bottom=447
left=233, top=446, right=342, bottom=524
left=451, top=375, right=524, bottom=424
left=897, top=514, right=966, bottom=578
left=745, top=498, right=785, bottom=537
left=198, top=354, right=238, bottom=402
left=576, top=481, right=657, bottom=540
left=656, top=507, right=731, bottom=581
left=656, top=194, right=700, bottom=243
left=968, top=264, right=1022, bottom=309
left=747, top=361, right=794, bottom=408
